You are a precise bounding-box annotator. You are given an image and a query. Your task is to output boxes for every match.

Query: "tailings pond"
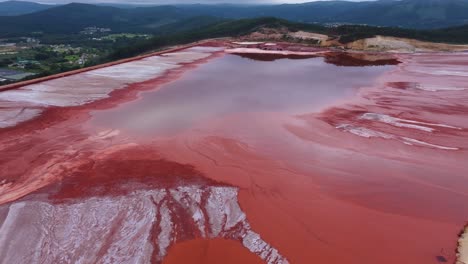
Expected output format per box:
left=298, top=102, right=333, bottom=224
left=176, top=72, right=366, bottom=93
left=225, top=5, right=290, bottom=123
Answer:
left=0, top=44, right=467, bottom=264
left=89, top=54, right=390, bottom=136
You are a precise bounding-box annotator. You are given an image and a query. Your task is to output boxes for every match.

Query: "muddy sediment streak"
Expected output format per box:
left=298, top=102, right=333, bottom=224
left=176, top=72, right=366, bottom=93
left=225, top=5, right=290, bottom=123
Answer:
left=0, top=140, right=288, bottom=264
left=0, top=185, right=287, bottom=263
left=1, top=44, right=468, bottom=264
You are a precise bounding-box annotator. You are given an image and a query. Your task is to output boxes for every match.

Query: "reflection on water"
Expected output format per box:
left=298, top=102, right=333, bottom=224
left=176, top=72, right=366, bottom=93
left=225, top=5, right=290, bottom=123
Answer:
left=234, top=52, right=401, bottom=66
left=323, top=52, right=401, bottom=66
left=231, top=53, right=319, bottom=62
left=90, top=54, right=392, bottom=135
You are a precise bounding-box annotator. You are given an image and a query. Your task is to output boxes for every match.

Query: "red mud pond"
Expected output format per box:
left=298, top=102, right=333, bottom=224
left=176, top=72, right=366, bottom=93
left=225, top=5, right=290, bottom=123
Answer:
left=0, top=43, right=467, bottom=264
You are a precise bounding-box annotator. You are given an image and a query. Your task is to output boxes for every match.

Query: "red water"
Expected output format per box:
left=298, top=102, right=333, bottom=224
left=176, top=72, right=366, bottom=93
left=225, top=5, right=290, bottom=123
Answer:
left=163, top=238, right=264, bottom=264
left=88, top=54, right=389, bottom=136
left=0, top=47, right=467, bottom=264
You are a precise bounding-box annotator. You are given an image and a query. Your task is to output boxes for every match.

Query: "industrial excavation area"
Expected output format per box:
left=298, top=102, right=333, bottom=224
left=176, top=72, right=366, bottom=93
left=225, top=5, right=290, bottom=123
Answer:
left=0, top=41, right=467, bottom=264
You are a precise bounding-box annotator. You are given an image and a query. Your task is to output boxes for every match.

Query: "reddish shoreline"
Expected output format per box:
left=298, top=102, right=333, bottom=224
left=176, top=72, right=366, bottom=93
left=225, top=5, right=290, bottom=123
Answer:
left=0, top=43, right=467, bottom=264
left=0, top=40, right=222, bottom=92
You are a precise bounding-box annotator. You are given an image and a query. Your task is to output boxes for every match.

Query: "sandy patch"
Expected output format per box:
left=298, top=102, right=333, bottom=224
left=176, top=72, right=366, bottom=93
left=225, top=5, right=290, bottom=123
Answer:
left=347, top=35, right=468, bottom=52
left=289, top=31, right=328, bottom=42
left=458, top=225, right=468, bottom=264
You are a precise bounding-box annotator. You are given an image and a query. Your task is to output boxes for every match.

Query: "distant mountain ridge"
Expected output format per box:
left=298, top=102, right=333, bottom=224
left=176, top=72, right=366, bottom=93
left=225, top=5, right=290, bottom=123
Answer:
left=1, top=0, right=468, bottom=36
left=0, top=1, right=53, bottom=16
left=0, top=3, right=193, bottom=36
left=174, top=0, right=468, bottom=28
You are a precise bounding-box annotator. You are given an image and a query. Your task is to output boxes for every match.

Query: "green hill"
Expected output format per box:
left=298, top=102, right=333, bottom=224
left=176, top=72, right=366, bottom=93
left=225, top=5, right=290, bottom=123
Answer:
left=175, top=0, right=468, bottom=28
left=106, top=17, right=468, bottom=62
left=0, top=0, right=53, bottom=16
left=2, top=0, right=468, bottom=37
left=0, top=3, right=191, bottom=36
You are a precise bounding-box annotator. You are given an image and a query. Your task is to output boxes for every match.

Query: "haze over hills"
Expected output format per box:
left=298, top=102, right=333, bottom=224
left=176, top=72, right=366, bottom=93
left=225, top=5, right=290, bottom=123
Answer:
left=0, top=0, right=53, bottom=16
left=178, top=0, right=468, bottom=28
left=1, top=0, right=468, bottom=35
left=0, top=3, right=194, bottom=35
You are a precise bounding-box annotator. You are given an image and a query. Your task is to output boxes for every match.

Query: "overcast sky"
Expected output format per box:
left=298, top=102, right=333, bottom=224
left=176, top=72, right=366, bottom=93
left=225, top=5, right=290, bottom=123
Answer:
left=1, top=0, right=375, bottom=5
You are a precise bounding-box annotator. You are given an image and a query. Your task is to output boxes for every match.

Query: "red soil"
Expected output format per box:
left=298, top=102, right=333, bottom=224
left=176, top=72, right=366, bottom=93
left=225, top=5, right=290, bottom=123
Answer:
left=0, top=45, right=467, bottom=264
left=146, top=52, right=468, bottom=263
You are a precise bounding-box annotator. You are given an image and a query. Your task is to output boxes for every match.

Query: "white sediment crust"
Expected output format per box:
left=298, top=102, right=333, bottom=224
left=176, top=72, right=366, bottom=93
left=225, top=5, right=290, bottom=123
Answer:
left=408, top=66, right=468, bottom=77
left=336, top=124, right=393, bottom=139
left=415, top=84, right=466, bottom=92
left=337, top=124, right=459, bottom=151
left=401, top=137, right=459, bottom=150
left=0, top=48, right=215, bottom=128
left=0, top=186, right=288, bottom=264
left=185, top=46, right=225, bottom=53
left=360, top=113, right=461, bottom=132
left=225, top=48, right=323, bottom=56
left=0, top=108, right=43, bottom=128
left=432, top=70, right=468, bottom=77
left=232, top=42, right=264, bottom=45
